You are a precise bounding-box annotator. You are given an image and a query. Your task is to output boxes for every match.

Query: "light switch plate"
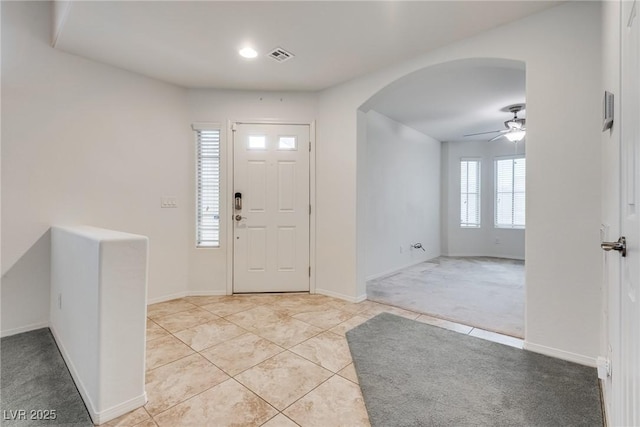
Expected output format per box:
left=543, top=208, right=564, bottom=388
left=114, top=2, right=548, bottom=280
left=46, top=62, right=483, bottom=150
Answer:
left=161, top=197, right=177, bottom=208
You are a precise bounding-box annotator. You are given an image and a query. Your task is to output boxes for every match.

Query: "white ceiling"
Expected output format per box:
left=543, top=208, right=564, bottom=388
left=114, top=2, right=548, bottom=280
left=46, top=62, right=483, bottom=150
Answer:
left=364, top=58, right=526, bottom=142
left=54, top=1, right=561, bottom=92
left=53, top=2, right=551, bottom=141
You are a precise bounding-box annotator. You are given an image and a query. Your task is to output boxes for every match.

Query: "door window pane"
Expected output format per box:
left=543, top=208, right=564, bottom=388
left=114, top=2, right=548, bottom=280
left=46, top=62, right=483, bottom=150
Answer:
left=278, top=136, right=297, bottom=150
left=248, top=135, right=266, bottom=149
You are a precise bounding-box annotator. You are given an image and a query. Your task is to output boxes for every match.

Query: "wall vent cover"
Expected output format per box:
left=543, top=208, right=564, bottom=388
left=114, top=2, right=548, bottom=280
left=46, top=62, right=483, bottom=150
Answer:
left=268, top=47, right=295, bottom=63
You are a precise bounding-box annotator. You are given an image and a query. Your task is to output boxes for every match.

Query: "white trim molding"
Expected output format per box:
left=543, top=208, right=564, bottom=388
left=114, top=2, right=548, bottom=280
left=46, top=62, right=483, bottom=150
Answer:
left=524, top=341, right=597, bottom=367
left=0, top=321, right=50, bottom=338
left=226, top=119, right=316, bottom=296
left=50, top=325, right=147, bottom=425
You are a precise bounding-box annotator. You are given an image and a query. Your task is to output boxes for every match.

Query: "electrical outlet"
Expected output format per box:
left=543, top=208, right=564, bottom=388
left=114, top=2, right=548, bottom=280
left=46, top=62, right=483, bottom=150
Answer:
left=161, top=197, right=177, bottom=208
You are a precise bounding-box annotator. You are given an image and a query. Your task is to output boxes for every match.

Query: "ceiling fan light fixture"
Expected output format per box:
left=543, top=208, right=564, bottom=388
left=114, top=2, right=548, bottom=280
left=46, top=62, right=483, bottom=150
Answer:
left=506, top=119, right=524, bottom=130
left=505, top=130, right=526, bottom=142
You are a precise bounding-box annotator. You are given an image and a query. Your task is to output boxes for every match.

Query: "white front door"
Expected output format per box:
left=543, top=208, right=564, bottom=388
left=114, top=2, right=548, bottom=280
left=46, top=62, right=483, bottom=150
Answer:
left=232, top=123, right=310, bottom=293
left=618, top=1, right=640, bottom=424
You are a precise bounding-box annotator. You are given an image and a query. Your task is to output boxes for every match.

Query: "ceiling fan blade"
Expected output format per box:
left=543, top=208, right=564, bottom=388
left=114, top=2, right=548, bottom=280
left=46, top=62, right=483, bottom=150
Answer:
left=489, top=133, right=506, bottom=142
left=463, top=129, right=502, bottom=137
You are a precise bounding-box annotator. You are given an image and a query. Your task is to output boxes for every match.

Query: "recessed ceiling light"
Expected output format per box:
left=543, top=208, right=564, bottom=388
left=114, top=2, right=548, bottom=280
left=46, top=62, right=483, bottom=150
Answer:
left=239, top=47, right=258, bottom=59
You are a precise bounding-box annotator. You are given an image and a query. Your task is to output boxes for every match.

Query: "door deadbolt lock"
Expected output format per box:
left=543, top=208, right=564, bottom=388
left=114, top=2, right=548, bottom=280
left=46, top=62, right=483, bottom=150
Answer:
left=601, top=236, right=627, bottom=257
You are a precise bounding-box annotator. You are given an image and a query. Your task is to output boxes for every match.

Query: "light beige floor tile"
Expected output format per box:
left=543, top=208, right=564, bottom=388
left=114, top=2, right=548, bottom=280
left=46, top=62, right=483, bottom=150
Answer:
left=261, top=414, right=300, bottom=427
left=360, top=302, right=420, bottom=320
left=290, top=331, right=352, bottom=373
left=337, top=363, right=359, bottom=384
left=292, top=306, right=355, bottom=330
left=253, top=317, right=323, bottom=348
left=201, top=299, right=256, bottom=317
left=229, top=294, right=289, bottom=305
left=225, top=306, right=289, bottom=331
left=235, top=351, right=332, bottom=410
left=105, top=407, right=150, bottom=426
left=285, top=292, right=335, bottom=303
left=324, top=299, right=375, bottom=314
left=145, top=353, right=229, bottom=416
left=132, top=420, right=157, bottom=427
left=200, top=332, right=283, bottom=376
left=146, top=320, right=170, bottom=342
left=415, top=314, right=473, bottom=334
left=328, top=316, right=369, bottom=336
left=284, top=375, right=370, bottom=427
left=269, top=299, right=329, bottom=316
left=226, top=306, right=322, bottom=348
left=152, top=308, right=219, bottom=333
left=469, top=328, right=524, bottom=348
left=154, top=379, right=277, bottom=427
left=147, top=299, right=198, bottom=320
left=271, top=293, right=328, bottom=303
left=174, top=317, right=246, bottom=351
left=182, top=295, right=232, bottom=306
left=145, top=336, right=194, bottom=371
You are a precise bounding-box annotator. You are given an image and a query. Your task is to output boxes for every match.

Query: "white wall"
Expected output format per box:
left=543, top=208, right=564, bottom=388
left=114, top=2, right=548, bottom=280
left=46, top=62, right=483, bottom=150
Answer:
left=1, top=1, right=191, bottom=334
left=364, top=110, right=440, bottom=280
left=442, top=139, right=525, bottom=260
left=319, top=1, right=602, bottom=362
left=185, top=90, right=318, bottom=295
left=1, top=1, right=321, bottom=335
left=2, top=1, right=605, bottom=365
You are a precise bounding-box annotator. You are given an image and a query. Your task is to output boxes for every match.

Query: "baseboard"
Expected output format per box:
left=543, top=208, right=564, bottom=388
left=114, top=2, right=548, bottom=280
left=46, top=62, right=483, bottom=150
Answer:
left=445, top=252, right=525, bottom=261
left=49, top=324, right=99, bottom=423
left=315, top=288, right=366, bottom=303
left=1, top=321, right=50, bottom=338
left=365, top=258, right=436, bottom=282
left=92, top=392, right=147, bottom=425
left=147, top=291, right=188, bottom=305
left=50, top=324, right=147, bottom=425
left=600, top=378, right=611, bottom=427
left=524, top=341, right=596, bottom=367
left=186, top=290, right=228, bottom=297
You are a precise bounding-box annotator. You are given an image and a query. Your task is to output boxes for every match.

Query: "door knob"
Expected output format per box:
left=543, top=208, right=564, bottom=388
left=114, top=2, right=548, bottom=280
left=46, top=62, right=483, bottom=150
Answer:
left=601, top=236, right=626, bottom=257
left=235, top=214, right=247, bottom=222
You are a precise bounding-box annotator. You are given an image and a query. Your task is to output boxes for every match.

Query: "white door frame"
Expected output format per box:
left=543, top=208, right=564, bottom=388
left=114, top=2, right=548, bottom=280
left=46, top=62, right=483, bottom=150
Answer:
left=225, top=120, right=316, bottom=295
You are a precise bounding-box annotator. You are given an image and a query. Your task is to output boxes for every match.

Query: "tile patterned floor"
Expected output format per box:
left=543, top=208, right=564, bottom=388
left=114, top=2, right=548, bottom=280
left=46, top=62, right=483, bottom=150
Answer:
left=103, top=294, right=523, bottom=427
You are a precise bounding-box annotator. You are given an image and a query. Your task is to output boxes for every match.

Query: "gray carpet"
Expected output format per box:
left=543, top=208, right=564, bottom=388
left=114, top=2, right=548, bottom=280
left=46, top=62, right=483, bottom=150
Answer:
left=346, top=313, right=603, bottom=427
left=1, top=328, right=92, bottom=426
left=367, top=256, right=524, bottom=337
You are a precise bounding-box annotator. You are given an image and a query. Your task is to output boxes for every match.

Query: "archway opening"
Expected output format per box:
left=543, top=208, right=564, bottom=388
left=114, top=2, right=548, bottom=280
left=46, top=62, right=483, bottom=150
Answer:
left=357, top=58, right=526, bottom=339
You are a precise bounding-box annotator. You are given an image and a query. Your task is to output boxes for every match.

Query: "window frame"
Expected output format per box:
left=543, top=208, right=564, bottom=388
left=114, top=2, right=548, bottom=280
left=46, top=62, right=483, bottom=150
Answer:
left=460, top=158, right=482, bottom=228
left=193, top=123, right=221, bottom=248
left=494, top=155, right=526, bottom=230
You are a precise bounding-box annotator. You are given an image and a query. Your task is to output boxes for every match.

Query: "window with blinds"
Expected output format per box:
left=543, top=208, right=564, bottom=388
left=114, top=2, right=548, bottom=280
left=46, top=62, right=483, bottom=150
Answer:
left=460, top=159, right=481, bottom=228
left=495, top=157, right=526, bottom=229
left=195, top=127, right=221, bottom=247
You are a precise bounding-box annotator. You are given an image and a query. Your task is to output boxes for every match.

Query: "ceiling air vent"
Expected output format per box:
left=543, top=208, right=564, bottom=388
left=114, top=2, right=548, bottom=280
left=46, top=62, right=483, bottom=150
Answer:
left=267, top=47, right=295, bottom=63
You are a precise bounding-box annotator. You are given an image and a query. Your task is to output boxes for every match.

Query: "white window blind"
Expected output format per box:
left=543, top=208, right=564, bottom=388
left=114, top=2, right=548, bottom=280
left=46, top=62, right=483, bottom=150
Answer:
left=196, top=128, right=220, bottom=247
left=460, top=159, right=481, bottom=227
left=495, top=157, right=526, bottom=229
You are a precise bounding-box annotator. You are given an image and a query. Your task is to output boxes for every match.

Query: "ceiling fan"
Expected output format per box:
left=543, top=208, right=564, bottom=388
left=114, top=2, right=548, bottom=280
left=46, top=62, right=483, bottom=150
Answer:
left=464, top=105, right=526, bottom=142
